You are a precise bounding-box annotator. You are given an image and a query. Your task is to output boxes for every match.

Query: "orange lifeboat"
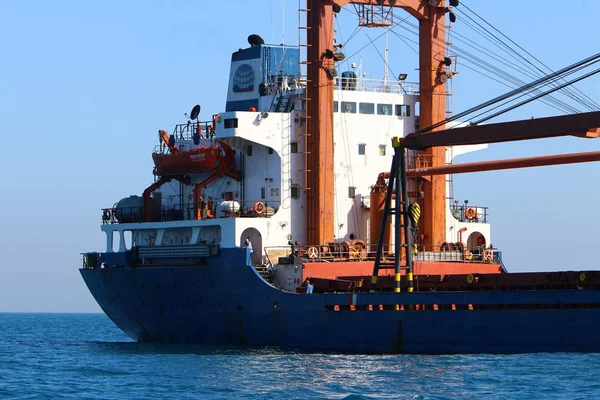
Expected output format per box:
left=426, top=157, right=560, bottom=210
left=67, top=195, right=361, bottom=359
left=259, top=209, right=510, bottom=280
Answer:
left=152, top=146, right=220, bottom=176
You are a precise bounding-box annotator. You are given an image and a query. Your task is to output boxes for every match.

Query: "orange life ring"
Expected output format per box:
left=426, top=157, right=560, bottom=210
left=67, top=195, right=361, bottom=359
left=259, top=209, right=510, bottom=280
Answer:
left=483, top=249, right=493, bottom=262
left=465, top=207, right=476, bottom=219
left=253, top=201, right=265, bottom=214
left=307, top=246, right=319, bottom=259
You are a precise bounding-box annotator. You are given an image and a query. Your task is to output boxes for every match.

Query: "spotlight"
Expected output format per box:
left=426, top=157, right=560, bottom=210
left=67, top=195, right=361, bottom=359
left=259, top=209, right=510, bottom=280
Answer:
left=323, top=49, right=335, bottom=59
left=376, top=0, right=385, bottom=5
left=444, top=57, right=452, bottom=67
left=450, top=0, right=459, bottom=6
left=398, top=73, right=408, bottom=81
left=449, top=12, right=457, bottom=23
left=332, top=2, right=341, bottom=13
left=333, top=52, right=346, bottom=62
left=389, top=0, right=397, bottom=5
left=324, top=67, right=338, bottom=80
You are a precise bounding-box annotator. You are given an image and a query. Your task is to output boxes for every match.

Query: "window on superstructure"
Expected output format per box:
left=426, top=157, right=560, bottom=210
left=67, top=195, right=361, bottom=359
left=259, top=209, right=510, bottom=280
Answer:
left=395, top=105, right=411, bottom=117
left=291, top=185, right=299, bottom=199
left=358, top=143, right=366, bottom=155
left=247, top=145, right=253, bottom=156
left=333, top=101, right=339, bottom=112
left=378, top=104, right=392, bottom=115
left=379, top=145, right=386, bottom=156
left=359, top=103, right=374, bottom=114
left=224, top=118, right=238, bottom=128
left=341, top=101, right=356, bottom=113
left=348, top=186, right=356, bottom=198
left=123, top=231, right=132, bottom=250
left=261, top=187, right=266, bottom=200
left=290, top=142, right=298, bottom=153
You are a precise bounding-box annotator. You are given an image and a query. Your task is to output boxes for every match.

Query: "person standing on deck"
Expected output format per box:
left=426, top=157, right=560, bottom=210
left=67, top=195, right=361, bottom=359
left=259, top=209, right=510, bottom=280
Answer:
left=306, top=279, right=313, bottom=294
left=244, top=236, right=254, bottom=266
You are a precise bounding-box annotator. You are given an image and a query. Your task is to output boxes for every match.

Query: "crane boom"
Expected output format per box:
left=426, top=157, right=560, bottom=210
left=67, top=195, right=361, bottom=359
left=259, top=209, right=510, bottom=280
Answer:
left=404, top=111, right=600, bottom=150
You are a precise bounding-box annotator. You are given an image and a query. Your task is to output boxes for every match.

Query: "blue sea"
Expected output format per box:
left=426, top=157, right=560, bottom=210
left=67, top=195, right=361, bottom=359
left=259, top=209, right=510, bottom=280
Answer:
left=1, top=313, right=599, bottom=399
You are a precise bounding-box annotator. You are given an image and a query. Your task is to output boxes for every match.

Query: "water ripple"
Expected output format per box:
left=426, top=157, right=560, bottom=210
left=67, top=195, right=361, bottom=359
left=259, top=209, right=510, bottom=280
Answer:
left=1, top=314, right=600, bottom=399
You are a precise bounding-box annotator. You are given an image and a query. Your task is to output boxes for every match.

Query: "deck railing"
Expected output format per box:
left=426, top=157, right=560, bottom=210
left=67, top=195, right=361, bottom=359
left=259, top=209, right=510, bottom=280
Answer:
left=101, top=199, right=281, bottom=224
left=264, top=243, right=503, bottom=265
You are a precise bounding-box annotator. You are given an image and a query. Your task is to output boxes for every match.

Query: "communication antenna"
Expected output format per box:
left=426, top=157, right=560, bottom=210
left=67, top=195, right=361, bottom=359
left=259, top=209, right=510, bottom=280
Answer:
left=383, top=30, right=389, bottom=87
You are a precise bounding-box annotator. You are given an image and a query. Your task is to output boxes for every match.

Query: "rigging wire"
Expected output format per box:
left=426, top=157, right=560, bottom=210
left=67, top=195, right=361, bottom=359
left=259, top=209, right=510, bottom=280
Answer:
left=469, top=63, right=600, bottom=125
left=418, top=53, right=600, bottom=133
left=455, top=6, right=599, bottom=112
left=459, top=2, right=600, bottom=111
left=387, top=9, right=589, bottom=115
left=473, top=67, right=600, bottom=125
left=383, top=25, right=581, bottom=115
left=358, top=6, right=584, bottom=116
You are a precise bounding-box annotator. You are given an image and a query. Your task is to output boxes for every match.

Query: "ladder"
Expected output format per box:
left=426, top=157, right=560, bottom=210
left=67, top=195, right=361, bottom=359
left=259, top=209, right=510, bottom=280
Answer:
left=296, top=0, right=311, bottom=190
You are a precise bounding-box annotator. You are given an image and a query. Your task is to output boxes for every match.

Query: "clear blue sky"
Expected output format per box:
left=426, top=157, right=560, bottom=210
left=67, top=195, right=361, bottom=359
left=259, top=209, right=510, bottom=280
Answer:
left=1, top=1, right=599, bottom=312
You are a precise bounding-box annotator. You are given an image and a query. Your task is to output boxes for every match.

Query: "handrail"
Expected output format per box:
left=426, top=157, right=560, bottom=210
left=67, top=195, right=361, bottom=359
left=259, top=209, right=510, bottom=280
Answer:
left=101, top=199, right=282, bottom=224
left=264, top=243, right=502, bottom=265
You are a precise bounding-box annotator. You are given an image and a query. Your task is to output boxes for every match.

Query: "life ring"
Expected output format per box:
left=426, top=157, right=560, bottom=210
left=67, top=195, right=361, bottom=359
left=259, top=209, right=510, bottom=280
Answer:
left=483, top=249, right=493, bottom=262
left=307, top=246, right=319, bottom=259
left=465, top=207, right=476, bottom=219
left=253, top=201, right=265, bottom=214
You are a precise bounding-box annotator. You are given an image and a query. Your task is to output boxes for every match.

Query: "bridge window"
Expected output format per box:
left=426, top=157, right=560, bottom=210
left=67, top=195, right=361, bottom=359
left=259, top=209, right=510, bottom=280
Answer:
left=378, top=104, right=392, bottom=115
left=359, top=103, right=375, bottom=114
left=224, top=118, right=238, bottom=128
left=341, top=101, right=356, bottom=113
left=358, top=143, right=366, bottom=155
left=333, top=101, right=339, bottom=112
left=247, top=145, right=253, bottom=156
left=290, top=142, right=298, bottom=153
left=261, top=187, right=266, bottom=200
left=395, top=105, right=411, bottom=117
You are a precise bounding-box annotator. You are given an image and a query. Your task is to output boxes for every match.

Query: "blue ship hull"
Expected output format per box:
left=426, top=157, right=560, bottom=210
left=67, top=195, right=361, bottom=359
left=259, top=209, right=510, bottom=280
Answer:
left=81, top=248, right=600, bottom=353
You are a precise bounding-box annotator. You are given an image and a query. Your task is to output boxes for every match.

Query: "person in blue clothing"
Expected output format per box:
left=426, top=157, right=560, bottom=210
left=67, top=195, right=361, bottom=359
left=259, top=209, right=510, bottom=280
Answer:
left=306, top=279, right=314, bottom=294
left=244, top=236, right=254, bottom=265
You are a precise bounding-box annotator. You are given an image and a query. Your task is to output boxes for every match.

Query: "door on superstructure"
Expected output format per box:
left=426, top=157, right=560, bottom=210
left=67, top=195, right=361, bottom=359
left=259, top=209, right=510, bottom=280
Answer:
left=240, top=228, right=263, bottom=265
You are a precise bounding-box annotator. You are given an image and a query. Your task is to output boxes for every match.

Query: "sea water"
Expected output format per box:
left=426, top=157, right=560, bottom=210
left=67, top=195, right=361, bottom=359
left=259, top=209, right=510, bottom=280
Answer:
left=0, top=313, right=599, bottom=399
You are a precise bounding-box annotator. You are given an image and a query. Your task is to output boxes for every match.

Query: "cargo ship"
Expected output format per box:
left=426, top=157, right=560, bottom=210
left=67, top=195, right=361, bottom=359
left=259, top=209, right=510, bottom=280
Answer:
left=80, top=1, right=600, bottom=353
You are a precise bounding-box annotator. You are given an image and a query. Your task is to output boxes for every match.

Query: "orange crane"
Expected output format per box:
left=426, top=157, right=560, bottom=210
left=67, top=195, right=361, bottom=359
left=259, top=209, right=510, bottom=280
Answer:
left=306, top=0, right=449, bottom=247
left=306, top=0, right=600, bottom=251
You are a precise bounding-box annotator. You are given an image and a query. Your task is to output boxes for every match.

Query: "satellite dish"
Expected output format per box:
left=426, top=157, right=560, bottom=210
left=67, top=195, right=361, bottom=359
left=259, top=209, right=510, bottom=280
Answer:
left=248, top=34, right=265, bottom=47
left=190, top=105, right=201, bottom=120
